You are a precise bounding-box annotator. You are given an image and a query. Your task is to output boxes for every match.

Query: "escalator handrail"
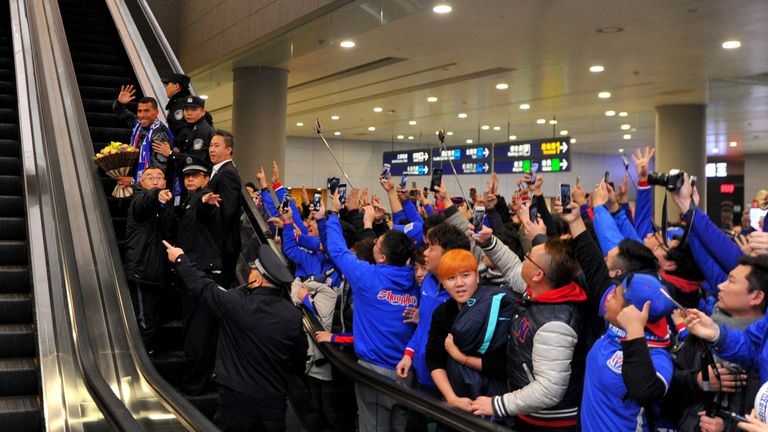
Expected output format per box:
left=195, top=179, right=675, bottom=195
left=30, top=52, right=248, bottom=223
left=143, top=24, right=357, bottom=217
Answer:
left=236, top=188, right=511, bottom=431
left=20, top=1, right=148, bottom=429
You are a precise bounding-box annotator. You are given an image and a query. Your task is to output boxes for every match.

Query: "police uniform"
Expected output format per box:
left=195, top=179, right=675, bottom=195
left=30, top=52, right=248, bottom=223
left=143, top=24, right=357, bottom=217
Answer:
left=162, top=73, right=192, bottom=137
left=170, top=95, right=214, bottom=165
left=173, top=244, right=307, bottom=432
left=174, top=156, right=223, bottom=394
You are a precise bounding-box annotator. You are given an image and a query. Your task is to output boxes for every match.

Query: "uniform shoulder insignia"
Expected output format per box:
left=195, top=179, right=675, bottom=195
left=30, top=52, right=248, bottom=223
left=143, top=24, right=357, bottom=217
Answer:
left=193, top=138, right=204, bottom=150
left=174, top=109, right=183, bottom=120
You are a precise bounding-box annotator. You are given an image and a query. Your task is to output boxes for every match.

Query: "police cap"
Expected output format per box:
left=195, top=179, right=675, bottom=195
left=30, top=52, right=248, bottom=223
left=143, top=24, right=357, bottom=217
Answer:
left=181, top=155, right=211, bottom=175
left=250, top=244, right=293, bottom=286
left=182, top=95, right=205, bottom=109
left=162, top=73, right=191, bottom=88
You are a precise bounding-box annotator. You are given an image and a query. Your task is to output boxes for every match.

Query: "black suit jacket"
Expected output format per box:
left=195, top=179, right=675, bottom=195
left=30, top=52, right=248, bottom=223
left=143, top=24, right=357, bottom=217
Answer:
left=208, top=160, right=243, bottom=253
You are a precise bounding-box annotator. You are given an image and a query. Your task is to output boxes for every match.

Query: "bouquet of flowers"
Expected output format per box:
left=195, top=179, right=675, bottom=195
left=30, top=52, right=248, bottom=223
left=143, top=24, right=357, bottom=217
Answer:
left=93, top=141, right=140, bottom=198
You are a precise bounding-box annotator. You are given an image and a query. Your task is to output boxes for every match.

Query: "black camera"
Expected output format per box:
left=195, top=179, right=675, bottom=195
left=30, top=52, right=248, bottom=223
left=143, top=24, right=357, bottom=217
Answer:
left=648, top=169, right=685, bottom=192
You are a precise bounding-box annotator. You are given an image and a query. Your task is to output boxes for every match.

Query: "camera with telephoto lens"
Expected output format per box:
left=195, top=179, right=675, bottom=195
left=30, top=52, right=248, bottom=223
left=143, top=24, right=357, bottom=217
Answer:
left=647, top=169, right=686, bottom=192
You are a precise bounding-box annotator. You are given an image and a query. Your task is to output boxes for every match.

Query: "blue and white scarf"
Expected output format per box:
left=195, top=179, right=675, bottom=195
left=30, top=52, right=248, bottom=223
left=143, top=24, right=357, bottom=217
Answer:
left=131, top=118, right=172, bottom=183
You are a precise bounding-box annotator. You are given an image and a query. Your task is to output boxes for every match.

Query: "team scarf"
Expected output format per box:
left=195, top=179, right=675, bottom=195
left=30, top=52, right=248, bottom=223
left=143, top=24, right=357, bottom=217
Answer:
left=131, top=118, right=172, bottom=183
left=607, top=322, right=671, bottom=348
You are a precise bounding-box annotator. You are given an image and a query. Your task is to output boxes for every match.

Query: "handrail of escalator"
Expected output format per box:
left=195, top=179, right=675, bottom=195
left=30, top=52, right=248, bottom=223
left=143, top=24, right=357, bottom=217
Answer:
left=237, top=189, right=511, bottom=432
left=19, top=0, right=148, bottom=430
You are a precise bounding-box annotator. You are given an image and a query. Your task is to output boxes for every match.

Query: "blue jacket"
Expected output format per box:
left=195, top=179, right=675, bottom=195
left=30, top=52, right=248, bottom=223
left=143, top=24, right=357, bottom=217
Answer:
left=613, top=203, right=641, bottom=243
left=405, top=273, right=450, bottom=388
left=714, top=315, right=768, bottom=384
left=320, top=214, right=418, bottom=369
left=688, top=228, right=728, bottom=294
left=581, top=331, right=673, bottom=431
left=282, top=224, right=341, bottom=286
left=634, top=184, right=654, bottom=240
left=689, top=208, right=742, bottom=274
left=273, top=185, right=307, bottom=234
left=593, top=205, right=624, bottom=256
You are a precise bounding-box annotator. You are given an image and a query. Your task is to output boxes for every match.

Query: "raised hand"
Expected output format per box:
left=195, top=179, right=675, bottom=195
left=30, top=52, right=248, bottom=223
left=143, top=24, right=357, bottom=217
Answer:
left=632, top=146, right=655, bottom=182
left=117, top=85, right=136, bottom=105
left=202, top=192, right=221, bottom=207
left=271, top=160, right=280, bottom=185
left=158, top=189, right=173, bottom=204
left=571, top=183, right=586, bottom=206
left=346, top=188, right=361, bottom=211
left=151, top=140, right=172, bottom=157
left=619, top=174, right=629, bottom=204
left=592, top=181, right=609, bottom=208
left=684, top=309, right=720, bottom=342
left=161, top=240, right=184, bottom=262
left=256, top=166, right=268, bottom=189
left=330, top=190, right=342, bottom=212
left=616, top=301, right=650, bottom=338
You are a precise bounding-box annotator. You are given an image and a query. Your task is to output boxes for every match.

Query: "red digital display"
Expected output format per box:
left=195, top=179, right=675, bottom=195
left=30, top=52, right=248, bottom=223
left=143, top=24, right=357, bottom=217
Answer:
left=720, top=183, right=735, bottom=194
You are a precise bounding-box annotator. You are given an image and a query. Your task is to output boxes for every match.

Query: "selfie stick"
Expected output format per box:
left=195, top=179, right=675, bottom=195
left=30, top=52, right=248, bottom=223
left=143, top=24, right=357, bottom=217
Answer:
left=315, top=119, right=354, bottom=189
left=621, top=152, right=639, bottom=191
left=437, top=129, right=470, bottom=206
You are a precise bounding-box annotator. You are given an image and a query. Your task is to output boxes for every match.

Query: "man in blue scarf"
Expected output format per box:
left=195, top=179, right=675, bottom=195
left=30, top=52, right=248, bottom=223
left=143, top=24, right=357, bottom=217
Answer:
left=113, top=84, right=172, bottom=188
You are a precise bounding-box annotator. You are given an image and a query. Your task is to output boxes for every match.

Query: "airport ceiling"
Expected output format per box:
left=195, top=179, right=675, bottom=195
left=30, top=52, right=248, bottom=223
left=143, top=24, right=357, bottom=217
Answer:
left=191, top=0, right=768, bottom=158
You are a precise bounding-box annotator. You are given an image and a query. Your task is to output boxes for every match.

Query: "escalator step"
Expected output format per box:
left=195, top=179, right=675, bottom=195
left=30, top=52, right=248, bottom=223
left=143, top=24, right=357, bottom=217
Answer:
left=70, top=51, right=124, bottom=65
left=150, top=350, right=185, bottom=386
left=0, top=107, right=18, bottom=124
left=0, top=140, right=19, bottom=157
left=78, top=85, right=124, bottom=101
left=85, top=112, right=129, bottom=129
left=72, top=73, right=134, bottom=89
left=0, top=240, right=28, bottom=265
left=0, top=266, right=29, bottom=294
left=0, top=158, right=21, bottom=176
left=0, top=123, right=18, bottom=138
left=156, top=320, right=183, bottom=351
left=0, top=197, right=23, bottom=218
left=0, top=81, right=14, bottom=96
left=0, top=396, right=42, bottom=432
left=66, top=41, right=126, bottom=56
left=106, top=197, right=130, bottom=217
left=0, top=69, right=14, bottom=82
left=0, top=325, right=35, bottom=357
left=0, top=294, right=32, bottom=324
left=184, top=393, right=219, bottom=419
left=0, top=176, right=23, bottom=197
left=90, top=126, right=133, bottom=144
left=0, top=58, right=11, bottom=69
left=0, top=358, right=38, bottom=397
left=82, top=98, right=116, bottom=113
left=74, top=62, right=131, bottom=77
left=0, top=95, right=17, bottom=110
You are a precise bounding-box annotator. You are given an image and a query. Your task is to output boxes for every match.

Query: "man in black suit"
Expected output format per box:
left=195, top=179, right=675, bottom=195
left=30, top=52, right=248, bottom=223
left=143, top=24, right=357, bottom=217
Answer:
left=207, top=129, right=243, bottom=288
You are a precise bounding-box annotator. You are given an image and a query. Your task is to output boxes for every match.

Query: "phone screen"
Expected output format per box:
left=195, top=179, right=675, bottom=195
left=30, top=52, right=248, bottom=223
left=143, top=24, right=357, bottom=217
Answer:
left=559, top=183, right=571, bottom=213
left=527, top=162, right=540, bottom=184
left=381, top=163, right=391, bottom=180
left=338, top=185, right=347, bottom=204
left=280, top=194, right=291, bottom=211
left=327, top=177, right=340, bottom=194
left=530, top=204, right=538, bottom=221
left=603, top=170, right=610, bottom=183
left=472, top=206, right=486, bottom=233
left=430, top=168, right=443, bottom=192
left=312, top=192, right=322, bottom=209
left=400, top=176, right=408, bottom=190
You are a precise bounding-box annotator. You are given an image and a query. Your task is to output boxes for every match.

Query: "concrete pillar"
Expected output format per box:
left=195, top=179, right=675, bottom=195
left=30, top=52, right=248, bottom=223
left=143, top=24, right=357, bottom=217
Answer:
left=231, top=67, right=288, bottom=183
left=654, top=104, right=706, bottom=219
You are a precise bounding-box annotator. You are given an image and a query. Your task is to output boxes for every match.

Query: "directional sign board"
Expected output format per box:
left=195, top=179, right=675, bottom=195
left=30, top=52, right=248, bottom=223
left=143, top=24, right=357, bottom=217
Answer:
left=382, top=149, right=431, bottom=176
left=432, top=145, right=492, bottom=174
left=493, top=137, right=571, bottom=174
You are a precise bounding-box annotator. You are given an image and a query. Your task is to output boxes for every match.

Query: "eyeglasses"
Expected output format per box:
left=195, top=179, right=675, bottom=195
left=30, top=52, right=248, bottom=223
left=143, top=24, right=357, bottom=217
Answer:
left=524, top=251, right=546, bottom=274
left=144, top=175, right=164, bottom=181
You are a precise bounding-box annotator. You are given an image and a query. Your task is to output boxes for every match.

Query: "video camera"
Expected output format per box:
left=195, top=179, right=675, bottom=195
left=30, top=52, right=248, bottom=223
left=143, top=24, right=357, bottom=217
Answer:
left=647, top=169, right=696, bottom=192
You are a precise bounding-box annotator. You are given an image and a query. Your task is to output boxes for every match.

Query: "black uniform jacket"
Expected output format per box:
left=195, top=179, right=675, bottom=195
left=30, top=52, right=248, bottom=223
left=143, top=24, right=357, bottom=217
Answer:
left=208, top=160, right=243, bottom=254
left=125, top=187, right=174, bottom=284
left=175, top=187, right=222, bottom=272
left=174, top=254, right=307, bottom=419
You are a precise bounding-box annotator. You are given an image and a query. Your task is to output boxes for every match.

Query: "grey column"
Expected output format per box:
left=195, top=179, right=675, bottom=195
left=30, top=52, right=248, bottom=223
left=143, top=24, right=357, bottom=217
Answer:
left=231, top=67, right=288, bottom=183
left=654, top=104, right=706, bottom=219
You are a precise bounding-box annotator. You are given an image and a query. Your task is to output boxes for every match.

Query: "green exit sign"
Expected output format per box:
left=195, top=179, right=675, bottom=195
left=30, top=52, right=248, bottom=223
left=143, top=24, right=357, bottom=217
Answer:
left=522, top=160, right=531, bottom=172
left=551, top=158, right=560, bottom=171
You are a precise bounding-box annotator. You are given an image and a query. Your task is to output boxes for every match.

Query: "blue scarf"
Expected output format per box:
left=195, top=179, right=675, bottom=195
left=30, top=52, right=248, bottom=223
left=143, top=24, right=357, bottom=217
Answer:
left=131, top=118, right=172, bottom=183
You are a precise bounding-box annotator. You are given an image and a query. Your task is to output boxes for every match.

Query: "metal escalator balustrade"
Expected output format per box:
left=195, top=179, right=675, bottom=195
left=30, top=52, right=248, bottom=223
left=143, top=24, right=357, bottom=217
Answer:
left=0, top=2, right=43, bottom=430
left=57, top=0, right=219, bottom=420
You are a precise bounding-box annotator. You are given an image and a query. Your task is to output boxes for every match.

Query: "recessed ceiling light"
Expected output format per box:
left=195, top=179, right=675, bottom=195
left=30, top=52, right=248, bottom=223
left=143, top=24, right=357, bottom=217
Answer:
left=536, top=119, right=546, bottom=124
left=433, top=4, right=452, bottom=14
left=493, top=126, right=501, bottom=131
left=331, top=115, right=340, bottom=120
left=495, top=83, right=509, bottom=90
left=397, top=135, right=404, bottom=139
left=427, top=96, right=438, bottom=102
left=605, top=110, right=616, bottom=117
left=481, top=125, right=490, bottom=130
left=560, top=130, right=568, bottom=135
left=368, top=126, right=376, bottom=131
left=623, top=134, right=631, bottom=140
left=619, top=148, right=624, bottom=153
left=618, top=111, right=628, bottom=117
left=595, top=26, right=624, bottom=34
left=722, top=40, right=741, bottom=49
left=339, top=40, right=356, bottom=48
left=589, top=65, right=605, bottom=73
left=409, top=120, right=417, bottom=125
left=598, top=91, right=611, bottom=99
left=712, top=147, right=720, bottom=153
left=570, top=138, right=576, bottom=143
left=549, top=119, right=558, bottom=125
left=373, top=107, right=383, bottom=112
left=408, top=136, right=414, bottom=140
left=446, top=131, right=454, bottom=136
left=509, top=135, right=517, bottom=140
left=334, top=131, right=342, bottom=136
left=519, top=103, right=531, bottom=110
left=729, top=141, right=738, bottom=147
left=458, top=113, right=468, bottom=119
left=296, top=122, right=304, bottom=127
left=199, top=95, right=209, bottom=100
left=621, top=124, right=631, bottom=130
left=466, top=139, right=473, bottom=144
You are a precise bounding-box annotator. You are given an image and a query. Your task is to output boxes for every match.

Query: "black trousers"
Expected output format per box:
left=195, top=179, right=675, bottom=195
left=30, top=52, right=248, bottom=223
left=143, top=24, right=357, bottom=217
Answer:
left=128, top=279, right=164, bottom=352
left=180, top=272, right=222, bottom=395
left=213, top=406, right=285, bottom=432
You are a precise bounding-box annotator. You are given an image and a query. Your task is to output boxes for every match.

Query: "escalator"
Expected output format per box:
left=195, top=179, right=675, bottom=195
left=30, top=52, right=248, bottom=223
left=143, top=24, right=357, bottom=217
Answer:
left=57, top=0, right=219, bottom=420
left=0, top=3, right=43, bottom=430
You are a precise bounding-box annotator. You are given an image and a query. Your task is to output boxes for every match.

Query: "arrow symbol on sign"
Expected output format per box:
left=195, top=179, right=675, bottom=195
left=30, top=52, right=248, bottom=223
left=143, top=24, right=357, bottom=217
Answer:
left=483, top=148, right=489, bottom=158
left=483, top=163, right=489, bottom=172
left=561, top=159, right=568, bottom=169
left=561, top=142, right=569, bottom=153
left=424, top=166, right=429, bottom=175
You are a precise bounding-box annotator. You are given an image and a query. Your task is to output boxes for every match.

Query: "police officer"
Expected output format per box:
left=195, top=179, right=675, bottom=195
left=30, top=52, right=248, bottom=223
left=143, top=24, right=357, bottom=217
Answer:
left=174, top=155, right=223, bottom=394
left=171, top=95, right=214, bottom=164
left=163, top=241, right=307, bottom=432
left=162, top=73, right=192, bottom=136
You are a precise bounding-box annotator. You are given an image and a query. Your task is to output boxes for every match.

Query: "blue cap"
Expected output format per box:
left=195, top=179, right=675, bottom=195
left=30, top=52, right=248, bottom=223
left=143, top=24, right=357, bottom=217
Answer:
left=621, top=273, right=675, bottom=322
left=297, top=234, right=321, bottom=251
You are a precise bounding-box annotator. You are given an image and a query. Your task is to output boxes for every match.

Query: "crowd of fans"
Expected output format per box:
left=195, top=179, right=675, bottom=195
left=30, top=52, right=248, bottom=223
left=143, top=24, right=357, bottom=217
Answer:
left=112, top=75, right=768, bottom=432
